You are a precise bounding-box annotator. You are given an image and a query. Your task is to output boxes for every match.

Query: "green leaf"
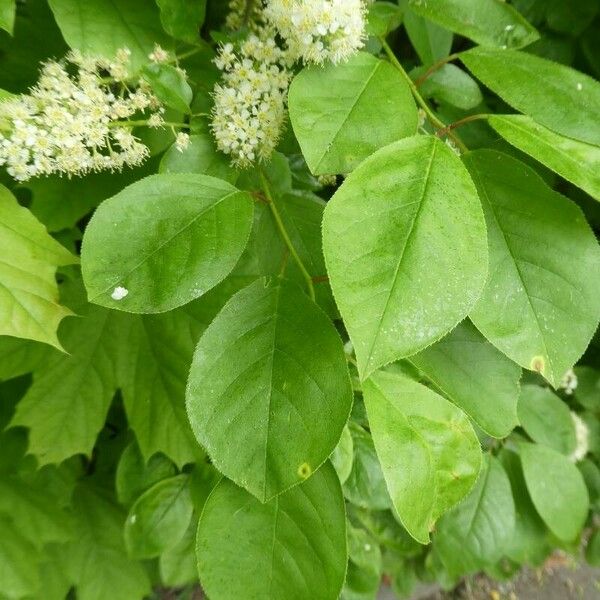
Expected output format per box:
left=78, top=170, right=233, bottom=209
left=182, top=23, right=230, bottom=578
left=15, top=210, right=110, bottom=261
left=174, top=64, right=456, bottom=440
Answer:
left=47, top=0, right=171, bottom=71
left=518, top=385, right=576, bottom=455
left=118, top=304, right=209, bottom=467
left=363, top=371, right=481, bottom=544
left=159, top=133, right=237, bottom=184
left=408, top=0, right=538, bottom=49
left=156, top=0, right=206, bottom=43
left=488, top=115, right=600, bottom=201
left=0, top=476, right=73, bottom=550
left=586, top=530, right=600, bottom=566
left=403, top=8, right=453, bottom=66
left=461, top=47, right=600, bottom=146
left=416, top=64, right=483, bottom=111
left=409, top=320, right=521, bottom=438
left=579, top=459, right=600, bottom=513
left=288, top=52, right=417, bottom=175
left=574, top=366, right=600, bottom=411
left=0, top=336, right=52, bottom=382
left=0, top=516, right=40, bottom=599
left=196, top=462, right=347, bottom=600
left=125, top=474, right=193, bottom=558
left=142, top=63, right=193, bottom=113
left=81, top=174, right=254, bottom=314
left=331, top=425, right=354, bottom=485
left=68, top=485, right=151, bottom=600
left=366, top=2, right=404, bottom=38
left=0, top=186, right=76, bottom=349
left=343, top=524, right=382, bottom=600
left=464, top=150, right=600, bottom=386
left=10, top=305, right=123, bottom=465
left=323, top=135, right=488, bottom=379
left=186, top=277, right=352, bottom=501
left=0, top=0, right=15, bottom=35
left=343, top=423, right=391, bottom=511
left=159, top=519, right=198, bottom=587
left=434, top=455, right=515, bottom=578
left=499, top=448, right=551, bottom=566
left=520, top=443, right=589, bottom=542
left=116, top=442, right=176, bottom=506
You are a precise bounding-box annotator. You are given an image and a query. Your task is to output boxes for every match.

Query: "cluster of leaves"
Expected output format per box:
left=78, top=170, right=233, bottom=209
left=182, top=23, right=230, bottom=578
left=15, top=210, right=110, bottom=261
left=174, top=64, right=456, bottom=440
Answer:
left=1, top=1, right=600, bottom=599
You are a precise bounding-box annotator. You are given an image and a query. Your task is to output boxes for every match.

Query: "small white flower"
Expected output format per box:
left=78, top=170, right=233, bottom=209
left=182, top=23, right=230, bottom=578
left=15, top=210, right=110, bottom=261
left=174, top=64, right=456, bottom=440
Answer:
left=148, top=44, right=170, bottom=63
left=175, top=132, right=190, bottom=152
left=560, top=368, right=578, bottom=395
left=111, top=286, right=129, bottom=300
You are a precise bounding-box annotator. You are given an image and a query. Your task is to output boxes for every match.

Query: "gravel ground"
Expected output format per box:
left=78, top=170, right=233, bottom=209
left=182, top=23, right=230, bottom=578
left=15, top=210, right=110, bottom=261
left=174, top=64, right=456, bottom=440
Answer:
left=378, top=555, right=600, bottom=600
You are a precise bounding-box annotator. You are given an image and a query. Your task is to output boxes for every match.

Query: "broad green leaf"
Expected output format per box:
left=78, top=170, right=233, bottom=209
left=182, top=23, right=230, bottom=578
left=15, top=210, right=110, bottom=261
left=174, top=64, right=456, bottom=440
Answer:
left=416, top=64, right=483, bottom=111
left=0, top=476, right=73, bottom=550
left=520, top=443, right=589, bottom=542
left=275, top=190, right=337, bottom=318
left=488, top=115, right=600, bottom=201
left=331, top=425, right=354, bottom=485
left=159, top=133, right=237, bottom=184
left=189, top=461, right=221, bottom=512
left=0, top=0, right=15, bottom=34
left=142, top=63, right=192, bottom=113
left=116, top=442, right=176, bottom=506
left=574, top=366, right=600, bottom=411
left=0, top=516, right=40, bottom=599
left=118, top=304, right=209, bottom=467
left=81, top=174, right=254, bottom=314
left=10, top=305, right=123, bottom=465
left=499, top=449, right=550, bottom=566
left=47, top=0, right=171, bottom=71
left=579, top=459, right=600, bottom=513
left=363, top=371, right=481, bottom=544
left=343, top=525, right=382, bottom=600
left=461, top=47, right=600, bottom=146
left=159, top=519, right=198, bottom=587
left=366, top=2, right=404, bottom=37
left=546, top=0, right=598, bottom=36
left=0, top=336, right=52, bottom=382
left=408, top=0, right=538, bottom=49
left=68, top=485, right=151, bottom=600
left=0, top=186, right=76, bottom=349
left=196, top=462, right=347, bottom=600
left=323, top=136, right=488, bottom=379
left=343, top=423, right=391, bottom=511
left=288, top=52, right=417, bottom=175
left=434, top=456, right=515, bottom=578
left=125, top=475, right=193, bottom=558
left=403, top=7, right=453, bottom=66
left=156, top=0, right=206, bottom=43
left=518, top=385, right=576, bottom=455
left=464, top=150, right=600, bottom=386
left=587, top=530, right=600, bottom=566
left=186, top=277, right=352, bottom=501
left=410, top=320, right=520, bottom=438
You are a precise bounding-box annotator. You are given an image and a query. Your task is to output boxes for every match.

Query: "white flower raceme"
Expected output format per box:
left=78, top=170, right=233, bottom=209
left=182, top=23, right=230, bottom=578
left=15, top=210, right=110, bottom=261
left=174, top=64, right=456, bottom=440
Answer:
left=570, top=412, right=589, bottom=463
left=211, top=33, right=291, bottom=168
left=0, top=50, right=164, bottom=181
left=264, top=0, right=367, bottom=64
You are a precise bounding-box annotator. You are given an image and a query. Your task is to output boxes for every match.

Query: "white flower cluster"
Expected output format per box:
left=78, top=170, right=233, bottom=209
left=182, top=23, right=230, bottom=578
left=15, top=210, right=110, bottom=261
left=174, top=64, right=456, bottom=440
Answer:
left=211, top=33, right=291, bottom=168
left=264, top=0, right=367, bottom=64
left=0, top=50, right=162, bottom=181
left=560, top=368, right=578, bottom=395
left=570, top=412, right=589, bottom=463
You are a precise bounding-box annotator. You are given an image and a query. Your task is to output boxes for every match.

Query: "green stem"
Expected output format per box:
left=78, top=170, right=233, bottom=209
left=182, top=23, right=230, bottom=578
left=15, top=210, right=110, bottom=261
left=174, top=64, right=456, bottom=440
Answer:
left=259, top=170, right=316, bottom=302
left=174, top=47, right=203, bottom=62
left=437, top=113, right=490, bottom=137
left=380, top=39, right=469, bottom=154
left=414, top=52, right=461, bottom=87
